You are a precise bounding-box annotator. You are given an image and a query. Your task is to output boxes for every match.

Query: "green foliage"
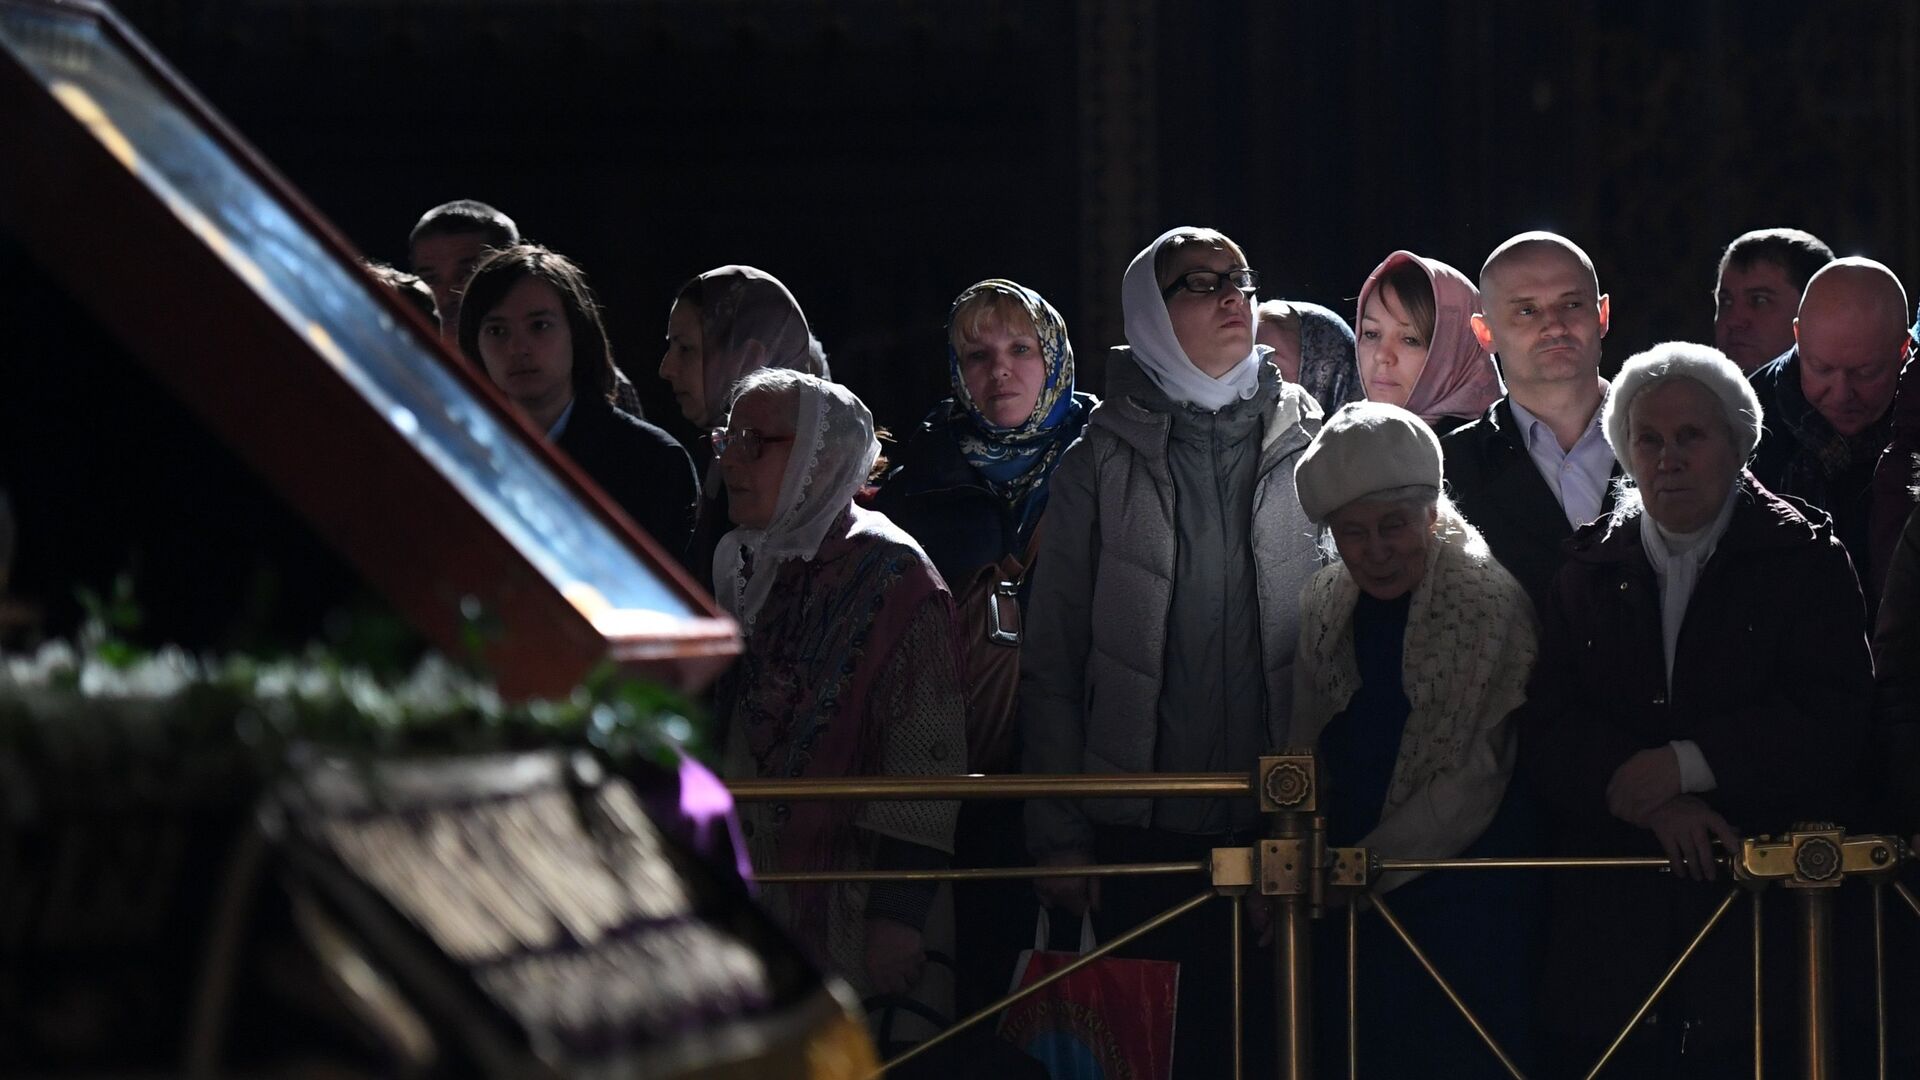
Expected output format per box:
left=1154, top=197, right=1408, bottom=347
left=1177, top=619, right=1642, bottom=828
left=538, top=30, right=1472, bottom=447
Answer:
left=0, top=587, right=709, bottom=776
left=74, top=572, right=142, bottom=670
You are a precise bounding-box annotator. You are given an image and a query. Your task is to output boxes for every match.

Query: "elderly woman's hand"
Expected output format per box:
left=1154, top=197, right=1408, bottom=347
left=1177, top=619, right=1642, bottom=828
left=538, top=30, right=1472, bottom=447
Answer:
left=1645, top=796, right=1741, bottom=882
left=864, top=918, right=927, bottom=995
left=1606, top=746, right=1683, bottom=825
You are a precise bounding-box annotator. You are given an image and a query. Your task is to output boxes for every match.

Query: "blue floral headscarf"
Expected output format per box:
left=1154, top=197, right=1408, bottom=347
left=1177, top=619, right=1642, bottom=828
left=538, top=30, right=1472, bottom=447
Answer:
left=947, top=279, right=1081, bottom=513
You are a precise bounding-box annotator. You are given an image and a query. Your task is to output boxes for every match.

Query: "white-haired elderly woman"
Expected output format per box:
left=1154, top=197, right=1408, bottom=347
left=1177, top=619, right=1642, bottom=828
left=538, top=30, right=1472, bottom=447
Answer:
left=1522, top=342, right=1874, bottom=1076
left=1290, top=401, right=1539, bottom=1075
left=712, top=367, right=967, bottom=1017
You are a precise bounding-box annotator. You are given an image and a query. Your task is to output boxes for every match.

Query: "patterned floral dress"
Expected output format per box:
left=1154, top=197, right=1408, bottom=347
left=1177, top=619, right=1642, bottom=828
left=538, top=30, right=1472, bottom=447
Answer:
left=718, top=506, right=967, bottom=1000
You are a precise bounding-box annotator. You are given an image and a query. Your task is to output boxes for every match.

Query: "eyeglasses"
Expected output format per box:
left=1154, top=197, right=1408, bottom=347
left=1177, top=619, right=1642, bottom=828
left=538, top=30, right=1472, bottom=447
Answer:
left=710, top=427, right=795, bottom=462
left=1160, top=268, right=1260, bottom=300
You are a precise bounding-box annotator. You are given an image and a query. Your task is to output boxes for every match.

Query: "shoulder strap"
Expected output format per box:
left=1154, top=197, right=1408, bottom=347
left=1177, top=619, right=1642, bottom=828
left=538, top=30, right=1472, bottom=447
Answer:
left=1001, top=520, right=1045, bottom=584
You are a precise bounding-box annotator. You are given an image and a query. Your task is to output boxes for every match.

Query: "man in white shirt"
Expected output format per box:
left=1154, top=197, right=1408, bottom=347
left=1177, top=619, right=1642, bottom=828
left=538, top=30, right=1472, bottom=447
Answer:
left=1442, top=231, right=1617, bottom=611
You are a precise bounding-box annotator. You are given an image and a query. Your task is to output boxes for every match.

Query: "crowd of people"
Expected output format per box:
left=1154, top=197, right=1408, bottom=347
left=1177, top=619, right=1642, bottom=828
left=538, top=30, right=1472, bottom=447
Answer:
left=374, top=202, right=1917, bottom=1078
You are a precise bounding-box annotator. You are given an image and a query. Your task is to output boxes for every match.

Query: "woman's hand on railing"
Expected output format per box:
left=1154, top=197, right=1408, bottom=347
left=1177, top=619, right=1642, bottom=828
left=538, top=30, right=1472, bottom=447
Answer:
left=1033, top=850, right=1100, bottom=916
left=864, top=917, right=927, bottom=995
left=1645, top=796, right=1741, bottom=882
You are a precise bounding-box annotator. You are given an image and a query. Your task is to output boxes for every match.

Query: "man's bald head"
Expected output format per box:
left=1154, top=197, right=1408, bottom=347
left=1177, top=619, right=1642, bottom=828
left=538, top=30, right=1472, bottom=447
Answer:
left=1798, top=257, right=1908, bottom=330
left=1793, top=256, right=1910, bottom=436
left=1470, top=231, right=1610, bottom=394
left=1480, top=231, right=1600, bottom=299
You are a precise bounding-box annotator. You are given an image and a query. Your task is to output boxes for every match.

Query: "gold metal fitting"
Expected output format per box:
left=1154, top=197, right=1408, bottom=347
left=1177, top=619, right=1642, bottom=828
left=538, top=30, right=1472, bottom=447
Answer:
left=1211, top=845, right=1255, bottom=892
left=1257, top=752, right=1317, bottom=813
left=1327, top=846, right=1371, bottom=889
left=1737, top=826, right=1908, bottom=888
left=1259, top=838, right=1308, bottom=896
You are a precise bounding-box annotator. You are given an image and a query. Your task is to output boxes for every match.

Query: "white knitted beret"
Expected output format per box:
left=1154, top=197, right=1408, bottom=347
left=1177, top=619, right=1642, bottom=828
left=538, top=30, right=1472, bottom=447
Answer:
left=1294, top=401, right=1443, bottom=524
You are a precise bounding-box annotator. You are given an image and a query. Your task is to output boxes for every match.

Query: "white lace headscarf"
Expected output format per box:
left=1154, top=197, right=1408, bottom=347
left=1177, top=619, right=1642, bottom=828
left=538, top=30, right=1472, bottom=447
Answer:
left=714, top=369, right=880, bottom=632
left=1122, top=226, right=1265, bottom=411
left=693, top=265, right=830, bottom=427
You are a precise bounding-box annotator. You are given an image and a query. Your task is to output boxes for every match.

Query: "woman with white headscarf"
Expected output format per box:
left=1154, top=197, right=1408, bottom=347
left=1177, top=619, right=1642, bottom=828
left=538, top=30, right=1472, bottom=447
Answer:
left=659, top=265, right=830, bottom=589
left=1019, top=226, right=1323, bottom=1075
left=711, top=368, right=967, bottom=1019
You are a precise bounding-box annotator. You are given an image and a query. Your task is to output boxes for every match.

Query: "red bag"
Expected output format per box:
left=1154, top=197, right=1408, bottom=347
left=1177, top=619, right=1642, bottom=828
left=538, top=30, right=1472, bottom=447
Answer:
left=997, top=911, right=1178, bottom=1080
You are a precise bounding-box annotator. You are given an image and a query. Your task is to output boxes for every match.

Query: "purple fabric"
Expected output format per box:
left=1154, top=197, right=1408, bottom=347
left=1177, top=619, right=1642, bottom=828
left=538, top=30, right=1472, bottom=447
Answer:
left=631, top=751, right=754, bottom=892
left=676, top=752, right=756, bottom=889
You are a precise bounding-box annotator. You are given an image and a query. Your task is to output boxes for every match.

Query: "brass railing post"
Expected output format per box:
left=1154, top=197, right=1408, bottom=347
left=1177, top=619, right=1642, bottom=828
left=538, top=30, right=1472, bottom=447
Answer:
left=1753, top=889, right=1764, bottom=1080
left=1795, top=887, right=1834, bottom=1080
left=728, top=770, right=1920, bottom=1080
left=1871, top=883, right=1887, bottom=1080
left=1257, top=751, right=1320, bottom=1080
left=1750, top=825, right=1847, bottom=1080
left=1736, top=827, right=1915, bottom=1080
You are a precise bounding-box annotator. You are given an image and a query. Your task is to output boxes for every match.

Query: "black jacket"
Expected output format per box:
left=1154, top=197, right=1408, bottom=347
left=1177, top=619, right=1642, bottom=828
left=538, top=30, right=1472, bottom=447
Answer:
left=1876, top=503, right=1920, bottom=834
left=1520, top=474, right=1866, bottom=1060
left=1749, top=348, right=1887, bottom=596
left=1524, top=474, right=1872, bottom=839
left=1521, top=474, right=1874, bottom=1066
left=555, top=395, right=698, bottom=562
left=870, top=395, right=1095, bottom=591
left=1439, top=397, right=1617, bottom=614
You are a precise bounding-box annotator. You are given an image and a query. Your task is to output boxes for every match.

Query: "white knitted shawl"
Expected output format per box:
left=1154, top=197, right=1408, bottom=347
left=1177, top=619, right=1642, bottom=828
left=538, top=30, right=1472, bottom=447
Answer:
left=1290, top=508, right=1538, bottom=892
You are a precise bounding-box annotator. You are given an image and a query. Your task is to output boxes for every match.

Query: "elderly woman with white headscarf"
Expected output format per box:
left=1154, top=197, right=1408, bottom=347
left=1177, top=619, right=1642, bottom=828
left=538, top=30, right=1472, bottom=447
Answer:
left=660, top=265, right=830, bottom=589
left=1523, top=341, right=1874, bottom=1076
left=711, top=368, right=967, bottom=1016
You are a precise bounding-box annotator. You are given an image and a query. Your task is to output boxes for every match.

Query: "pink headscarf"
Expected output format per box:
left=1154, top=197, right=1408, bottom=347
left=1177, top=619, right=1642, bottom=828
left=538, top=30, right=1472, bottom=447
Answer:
left=1355, top=251, right=1504, bottom=424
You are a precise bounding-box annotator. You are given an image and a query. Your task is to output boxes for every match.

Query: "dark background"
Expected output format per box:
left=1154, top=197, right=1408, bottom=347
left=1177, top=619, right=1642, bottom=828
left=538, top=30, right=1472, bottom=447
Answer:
left=78, top=0, right=1920, bottom=444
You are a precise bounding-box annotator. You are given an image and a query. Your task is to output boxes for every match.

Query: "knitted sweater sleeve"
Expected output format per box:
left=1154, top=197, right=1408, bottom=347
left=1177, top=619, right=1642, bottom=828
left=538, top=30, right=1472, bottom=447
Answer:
left=1360, top=553, right=1537, bottom=893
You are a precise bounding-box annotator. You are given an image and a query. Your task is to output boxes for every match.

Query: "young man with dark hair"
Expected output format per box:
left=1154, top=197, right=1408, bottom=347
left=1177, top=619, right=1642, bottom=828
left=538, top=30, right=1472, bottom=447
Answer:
left=407, top=199, right=520, bottom=344
left=408, top=200, right=644, bottom=415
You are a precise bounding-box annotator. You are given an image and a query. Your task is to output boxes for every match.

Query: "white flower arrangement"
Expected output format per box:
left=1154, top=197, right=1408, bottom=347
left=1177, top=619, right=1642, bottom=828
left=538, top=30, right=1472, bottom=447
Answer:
left=0, top=635, right=696, bottom=768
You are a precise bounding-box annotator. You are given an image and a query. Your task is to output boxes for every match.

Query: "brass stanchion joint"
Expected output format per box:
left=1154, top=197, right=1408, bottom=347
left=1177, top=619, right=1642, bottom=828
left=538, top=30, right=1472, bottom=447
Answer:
left=1260, top=838, right=1309, bottom=897
left=1256, top=751, right=1318, bottom=814
left=1737, top=824, right=1910, bottom=888
left=1327, top=846, right=1372, bottom=891
left=1212, top=845, right=1256, bottom=896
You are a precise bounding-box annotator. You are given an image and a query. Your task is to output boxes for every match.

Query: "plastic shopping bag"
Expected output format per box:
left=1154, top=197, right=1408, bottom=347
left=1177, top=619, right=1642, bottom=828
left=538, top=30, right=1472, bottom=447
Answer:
left=996, top=909, right=1178, bottom=1080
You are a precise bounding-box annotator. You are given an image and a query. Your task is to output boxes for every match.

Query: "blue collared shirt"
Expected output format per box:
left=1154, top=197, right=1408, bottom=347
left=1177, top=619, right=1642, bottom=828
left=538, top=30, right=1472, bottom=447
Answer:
left=1508, top=393, right=1613, bottom=529
left=545, top=398, right=577, bottom=440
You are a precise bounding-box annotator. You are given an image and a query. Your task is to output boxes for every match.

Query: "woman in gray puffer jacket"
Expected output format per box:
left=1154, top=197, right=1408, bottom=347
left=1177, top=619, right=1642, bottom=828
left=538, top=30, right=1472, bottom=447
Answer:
left=1018, top=226, right=1323, bottom=1077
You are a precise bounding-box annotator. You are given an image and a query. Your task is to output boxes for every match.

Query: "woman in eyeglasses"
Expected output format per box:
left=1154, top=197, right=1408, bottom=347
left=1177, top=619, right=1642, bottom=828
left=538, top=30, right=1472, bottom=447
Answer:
left=658, top=265, right=829, bottom=589
left=1020, top=226, right=1324, bottom=1074
left=712, top=367, right=967, bottom=1034
left=460, top=245, right=697, bottom=555
left=1353, top=250, right=1503, bottom=435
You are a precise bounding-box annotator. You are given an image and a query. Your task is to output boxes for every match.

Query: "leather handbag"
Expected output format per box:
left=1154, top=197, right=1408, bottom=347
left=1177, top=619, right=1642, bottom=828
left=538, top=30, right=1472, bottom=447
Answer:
left=951, top=526, right=1043, bottom=774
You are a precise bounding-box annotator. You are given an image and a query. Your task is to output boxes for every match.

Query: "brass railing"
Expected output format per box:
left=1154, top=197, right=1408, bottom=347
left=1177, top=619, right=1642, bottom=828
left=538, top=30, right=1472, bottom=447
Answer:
left=728, top=753, right=1917, bottom=1080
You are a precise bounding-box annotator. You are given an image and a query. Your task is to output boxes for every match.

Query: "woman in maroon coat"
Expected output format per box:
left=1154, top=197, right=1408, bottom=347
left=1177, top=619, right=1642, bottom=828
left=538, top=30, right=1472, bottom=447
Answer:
left=1522, top=342, right=1874, bottom=1078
